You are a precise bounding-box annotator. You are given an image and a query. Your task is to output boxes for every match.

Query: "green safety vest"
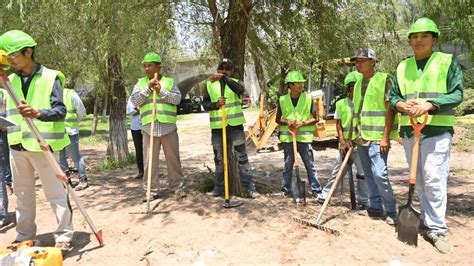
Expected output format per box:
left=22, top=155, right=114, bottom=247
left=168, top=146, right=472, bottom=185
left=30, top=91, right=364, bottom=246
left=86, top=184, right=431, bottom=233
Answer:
left=63, top=88, right=78, bottom=128
left=335, top=97, right=354, bottom=141
left=396, top=52, right=454, bottom=126
left=6, top=67, right=70, bottom=152
left=279, top=92, right=315, bottom=143
left=207, top=79, right=246, bottom=129
left=353, top=72, right=398, bottom=141
left=138, top=76, right=177, bottom=125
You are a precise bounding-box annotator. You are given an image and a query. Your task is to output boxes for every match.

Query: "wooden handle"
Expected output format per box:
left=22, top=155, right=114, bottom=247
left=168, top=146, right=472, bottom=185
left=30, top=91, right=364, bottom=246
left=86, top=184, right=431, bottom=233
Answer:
left=290, top=129, right=298, bottom=163
left=407, top=112, right=427, bottom=185
left=146, top=73, right=158, bottom=212
left=316, top=147, right=353, bottom=224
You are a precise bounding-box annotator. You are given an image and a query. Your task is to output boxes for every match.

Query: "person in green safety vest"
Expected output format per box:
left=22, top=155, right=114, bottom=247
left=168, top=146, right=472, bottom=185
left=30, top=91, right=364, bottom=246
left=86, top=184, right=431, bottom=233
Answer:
left=317, top=71, right=369, bottom=208
left=389, top=18, right=464, bottom=254
left=130, top=52, right=186, bottom=201
left=350, top=48, right=399, bottom=226
left=0, top=30, right=73, bottom=254
left=276, top=70, right=322, bottom=200
left=202, top=58, right=260, bottom=198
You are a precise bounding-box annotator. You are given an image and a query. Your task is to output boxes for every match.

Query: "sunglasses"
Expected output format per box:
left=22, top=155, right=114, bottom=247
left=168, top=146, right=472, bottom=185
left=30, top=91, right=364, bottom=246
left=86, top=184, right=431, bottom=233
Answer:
left=7, top=51, right=21, bottom=61
left=218, top=66, right=233, bottom=71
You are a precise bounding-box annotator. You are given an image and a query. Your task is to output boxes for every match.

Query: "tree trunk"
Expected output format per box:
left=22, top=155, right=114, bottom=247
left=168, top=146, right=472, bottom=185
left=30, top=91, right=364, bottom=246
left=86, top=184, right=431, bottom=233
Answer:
left=101, top=93, right=108, bottom=123
left=105, top=53, right=129, bottom=161
left=91, top=95, right=100, bottom=136
left=219, top=0, right=253, bottom=80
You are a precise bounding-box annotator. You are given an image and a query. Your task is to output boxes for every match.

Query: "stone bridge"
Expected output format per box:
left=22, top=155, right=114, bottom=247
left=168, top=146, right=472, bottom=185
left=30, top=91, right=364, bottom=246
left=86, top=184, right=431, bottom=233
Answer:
left=168, top=56, right=261, bottom=102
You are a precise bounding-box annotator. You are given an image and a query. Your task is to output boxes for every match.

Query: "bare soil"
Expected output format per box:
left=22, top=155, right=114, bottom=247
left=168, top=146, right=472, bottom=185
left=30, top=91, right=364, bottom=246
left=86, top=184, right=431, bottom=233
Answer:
left=1, top=111, right=473, bottom=265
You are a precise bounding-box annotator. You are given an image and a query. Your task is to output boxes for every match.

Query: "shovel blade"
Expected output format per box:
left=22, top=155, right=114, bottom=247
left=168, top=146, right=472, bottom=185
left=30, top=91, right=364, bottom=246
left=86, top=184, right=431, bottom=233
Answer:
left=397, top=204, right=420, bottom=247
left=223, top=200, right=242, bottom=208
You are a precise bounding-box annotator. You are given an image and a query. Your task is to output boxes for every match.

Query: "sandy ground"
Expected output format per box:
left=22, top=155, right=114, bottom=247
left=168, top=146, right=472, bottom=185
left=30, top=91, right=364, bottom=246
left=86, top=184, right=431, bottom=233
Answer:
left=1, top=111, right=473, bottom=265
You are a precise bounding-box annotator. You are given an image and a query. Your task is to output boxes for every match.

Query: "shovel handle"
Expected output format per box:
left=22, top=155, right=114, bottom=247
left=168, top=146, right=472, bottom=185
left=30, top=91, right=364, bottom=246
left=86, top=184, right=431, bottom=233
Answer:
left=409, top=112, right=428, bottom=138
left=408, top=112, right=428, bottom=185
left=290, top=129, right=298, bottom=163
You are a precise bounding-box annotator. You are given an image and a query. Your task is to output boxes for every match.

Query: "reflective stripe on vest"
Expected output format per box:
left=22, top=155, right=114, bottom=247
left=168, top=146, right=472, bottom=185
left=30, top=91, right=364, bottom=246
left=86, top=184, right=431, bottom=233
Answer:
left=279, top=92, right=315, bottom=143
left=6, top=67, right=70, bottom=152
left=63, top=88, right=78, bottom=128
left=335, top=98, right=354, bottom=141
left=207, top=79, right=246, bottom=129
left=397, top=52, right=454, bottom=126
left=138, top=76, right=177, bottom=125
left=353, top=72, right=398, bottom=141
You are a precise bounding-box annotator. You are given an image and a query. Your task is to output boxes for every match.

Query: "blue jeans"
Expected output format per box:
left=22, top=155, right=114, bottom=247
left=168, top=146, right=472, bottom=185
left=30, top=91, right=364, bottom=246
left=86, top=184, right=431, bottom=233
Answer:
left=357, top=143, right=396, bottom=213
left=321, top=151, right=369, bottom=204
left=282, top=142, right=321, bottom=193
left=59, top=134, right=87, bottom=178
left=0, top=131, right=12, bottom=187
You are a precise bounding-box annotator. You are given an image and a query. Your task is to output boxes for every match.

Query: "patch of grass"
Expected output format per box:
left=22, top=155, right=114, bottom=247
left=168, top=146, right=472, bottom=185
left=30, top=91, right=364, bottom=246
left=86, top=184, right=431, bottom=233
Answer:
left=91, top=155, right=136, bottom=173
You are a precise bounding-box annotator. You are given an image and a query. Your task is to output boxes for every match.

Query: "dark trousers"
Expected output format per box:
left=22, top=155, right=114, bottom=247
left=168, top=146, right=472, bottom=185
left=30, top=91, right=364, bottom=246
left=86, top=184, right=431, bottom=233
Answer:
left=131, top=129, right=144, bottom=175
left=0, top=131, right=11, bottom=187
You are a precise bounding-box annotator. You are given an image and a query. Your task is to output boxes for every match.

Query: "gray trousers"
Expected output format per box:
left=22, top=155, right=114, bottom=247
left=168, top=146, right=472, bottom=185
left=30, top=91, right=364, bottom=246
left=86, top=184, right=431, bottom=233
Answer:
left=403, top=132, right=451, bottom=235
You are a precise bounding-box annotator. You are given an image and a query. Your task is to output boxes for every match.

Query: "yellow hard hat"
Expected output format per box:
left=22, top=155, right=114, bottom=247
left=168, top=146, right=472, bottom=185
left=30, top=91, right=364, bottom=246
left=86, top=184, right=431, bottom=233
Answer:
left=0, top=49, right=10, bottom=68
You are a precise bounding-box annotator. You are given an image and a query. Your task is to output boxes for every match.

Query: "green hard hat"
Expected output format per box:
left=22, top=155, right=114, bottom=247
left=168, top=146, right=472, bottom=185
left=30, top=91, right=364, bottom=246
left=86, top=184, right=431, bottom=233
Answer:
left=284, top=70, right=306, bottom=84
left=344, top=71, right=363, bottom=86
left=0, top=30, right=37, bottom=55
left=142, top=52, right=162, bottom=64
left=407, top=17, right=441, bottom=38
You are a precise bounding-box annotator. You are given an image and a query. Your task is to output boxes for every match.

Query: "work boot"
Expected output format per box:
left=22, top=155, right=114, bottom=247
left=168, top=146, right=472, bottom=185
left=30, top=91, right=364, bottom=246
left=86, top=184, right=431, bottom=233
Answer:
left=75, top=177, right=89, bottom=191
left=281, top=187, right=292, bottom=197
left=357, top=203, right=369, bottom=211
left=315, top=194, right=325, bottom=204
left=55, top=241, right=72, bottom=256
left=385, top=212, right=398, bottom=226
left=428, top=232, right=452, bottom=254
left=134, top=173, right=144, bottom=180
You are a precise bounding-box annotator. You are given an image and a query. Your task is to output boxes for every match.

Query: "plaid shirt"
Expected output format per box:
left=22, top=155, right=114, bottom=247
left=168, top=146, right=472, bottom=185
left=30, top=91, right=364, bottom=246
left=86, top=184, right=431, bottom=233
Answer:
left=130, top=79, right=181, bottom=137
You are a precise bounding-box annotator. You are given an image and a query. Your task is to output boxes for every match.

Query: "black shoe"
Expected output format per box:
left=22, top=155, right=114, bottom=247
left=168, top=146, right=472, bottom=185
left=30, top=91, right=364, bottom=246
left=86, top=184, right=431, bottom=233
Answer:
left=134, top=173, right=144, bottom=179
left=312, top=191, right=322, bottom=199
left=358, top=207, right=384, bottom=218
left=281, top=187, right=292, bottom=197
left=142, top=193, right=160, bottom=202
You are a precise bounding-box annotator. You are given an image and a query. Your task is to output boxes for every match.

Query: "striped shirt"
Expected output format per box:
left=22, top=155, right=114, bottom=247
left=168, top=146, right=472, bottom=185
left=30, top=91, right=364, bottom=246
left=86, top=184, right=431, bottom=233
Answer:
left=130, top=79, right=181, bottom=137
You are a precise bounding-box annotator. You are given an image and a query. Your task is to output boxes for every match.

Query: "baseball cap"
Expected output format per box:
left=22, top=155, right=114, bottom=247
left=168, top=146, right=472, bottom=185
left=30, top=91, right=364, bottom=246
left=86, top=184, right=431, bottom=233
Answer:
left=350, top=48, right=378, bottom=62
left=218, top=58, right=234, bottom=69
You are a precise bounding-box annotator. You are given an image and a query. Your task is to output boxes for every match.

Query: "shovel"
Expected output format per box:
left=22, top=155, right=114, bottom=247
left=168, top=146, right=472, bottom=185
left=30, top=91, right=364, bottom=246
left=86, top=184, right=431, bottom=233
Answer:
left=290, top=129, right=305, bottom=205
left=397, top=112, right=428, bottom=247
left=220, top=82, right=241, bottom=208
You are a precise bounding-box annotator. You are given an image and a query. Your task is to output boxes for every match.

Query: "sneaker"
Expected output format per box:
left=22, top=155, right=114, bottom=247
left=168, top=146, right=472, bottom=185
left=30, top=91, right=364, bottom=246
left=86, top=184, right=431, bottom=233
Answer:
left=174, top=188, right=188, bottom=198
left=249, top=190, right=261, bottom=199
left=315, top=194, right=325, bottom=204
left=357, top=203, right=369, bottom=211
left=0, top=219, right=6, bottom=228
left=385, top=212, right=398, bottom=226
left=74, top=179, right=89, bottom=191
left=312, top=191, right=322, bottom=199
left=358, top=207, right=384, bottom=218
left=206, top=189, right=224, bottom=197
left=55, top=241, right=71, bottom=256
left=142, top=193, right=160, bottom=202
left=281, top=187, right=292, bottom=197
left=428, top=233, right=452, bottom=254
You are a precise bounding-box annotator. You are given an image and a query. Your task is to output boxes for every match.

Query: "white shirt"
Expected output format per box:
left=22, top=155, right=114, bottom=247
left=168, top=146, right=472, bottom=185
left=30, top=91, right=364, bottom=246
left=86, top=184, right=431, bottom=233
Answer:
left=66, top=91, right=87, bottom=135
left=127, top=95, right=142, bottom=131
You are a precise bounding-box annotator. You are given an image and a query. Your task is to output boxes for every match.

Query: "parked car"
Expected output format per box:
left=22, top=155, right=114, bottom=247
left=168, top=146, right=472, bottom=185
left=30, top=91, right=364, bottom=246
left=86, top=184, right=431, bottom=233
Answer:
left=178, top=97, right=202, bottom=115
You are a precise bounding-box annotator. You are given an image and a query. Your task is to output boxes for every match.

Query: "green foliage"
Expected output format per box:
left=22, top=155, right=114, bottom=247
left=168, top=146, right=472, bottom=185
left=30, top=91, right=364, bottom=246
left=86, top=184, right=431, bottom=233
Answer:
left=92, top=155, right=137, bottom=173
left=455, top=88, right=474, bottom=116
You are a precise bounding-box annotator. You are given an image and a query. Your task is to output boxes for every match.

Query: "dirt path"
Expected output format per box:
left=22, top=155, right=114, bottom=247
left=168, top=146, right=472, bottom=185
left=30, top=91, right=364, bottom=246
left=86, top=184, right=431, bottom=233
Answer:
left=1, top=111, right=473, bottom=265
